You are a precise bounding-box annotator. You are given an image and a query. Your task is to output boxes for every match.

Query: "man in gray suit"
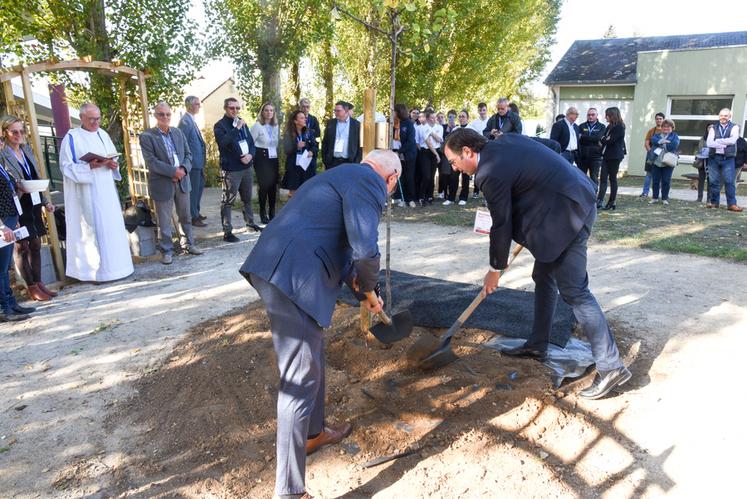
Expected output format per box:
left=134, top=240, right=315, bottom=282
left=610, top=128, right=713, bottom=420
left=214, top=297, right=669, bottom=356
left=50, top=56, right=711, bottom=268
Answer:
left=240, top=150, right=400, bottom=499
left=140, top=102, right=203, bottom=265
left=178, top=95, right=207, bottom=227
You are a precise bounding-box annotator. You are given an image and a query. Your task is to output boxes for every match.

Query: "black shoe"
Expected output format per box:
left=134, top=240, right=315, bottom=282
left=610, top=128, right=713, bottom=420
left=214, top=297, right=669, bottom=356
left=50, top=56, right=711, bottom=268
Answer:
left=247, top=223, right=263, bottom=232
left=1, top=312, right=29, bottom=322
left=260, top=217, right=269, bottom=225
left=603, top=203, right=616, bottom=211
left=502, top=345, right=547, bottom=360
left=579, top=366, right=632, bottom=400
left=596, top=201, right=604, bottom=209
left=223, top=233, right=240, bottom=243
left=11, top=304, right=36, bottom=314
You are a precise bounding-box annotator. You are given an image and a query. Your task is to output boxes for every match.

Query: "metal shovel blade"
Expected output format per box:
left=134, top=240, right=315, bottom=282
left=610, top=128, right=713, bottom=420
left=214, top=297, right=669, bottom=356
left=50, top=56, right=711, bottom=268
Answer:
left=369, top=310, right=414, bottom=344
left=418, top=327, right=460, bottom=370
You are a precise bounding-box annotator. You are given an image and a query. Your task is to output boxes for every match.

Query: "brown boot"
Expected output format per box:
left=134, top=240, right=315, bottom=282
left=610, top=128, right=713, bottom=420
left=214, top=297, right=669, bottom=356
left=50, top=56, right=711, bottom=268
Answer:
left=28, top=284, right=52, bottom=301
left=305, top=423, right=352, bottom=455
left=37, top=282, right=58, bottom=297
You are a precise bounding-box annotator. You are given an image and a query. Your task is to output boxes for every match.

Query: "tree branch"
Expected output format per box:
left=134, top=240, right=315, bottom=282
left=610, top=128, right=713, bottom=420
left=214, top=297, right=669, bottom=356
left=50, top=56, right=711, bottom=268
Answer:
left=332, top=2, right=392, bottom=40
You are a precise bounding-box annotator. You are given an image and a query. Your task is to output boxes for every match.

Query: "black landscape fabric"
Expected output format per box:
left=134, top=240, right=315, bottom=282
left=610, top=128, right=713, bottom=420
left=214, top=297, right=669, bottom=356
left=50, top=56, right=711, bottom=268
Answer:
left=340, top=270, right=574, bottom=348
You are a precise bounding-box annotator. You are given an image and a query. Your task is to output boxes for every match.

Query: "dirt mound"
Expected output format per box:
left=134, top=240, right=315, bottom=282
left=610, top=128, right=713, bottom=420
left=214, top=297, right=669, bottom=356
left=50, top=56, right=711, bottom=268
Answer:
left=104, top=303, right=637, bottom=498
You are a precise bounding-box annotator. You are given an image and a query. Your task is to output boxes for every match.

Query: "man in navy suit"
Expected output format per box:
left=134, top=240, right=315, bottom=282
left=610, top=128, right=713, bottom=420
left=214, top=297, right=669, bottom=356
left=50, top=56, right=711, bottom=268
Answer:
left=178, top=95, right=207, bottom=226
left=443, top=128, right=630, bottom=400
left=240, top=150, right=400, bottom=499
left=550, top=106, right=580, bottom=166
left=321, top=101, right=363, bottom=169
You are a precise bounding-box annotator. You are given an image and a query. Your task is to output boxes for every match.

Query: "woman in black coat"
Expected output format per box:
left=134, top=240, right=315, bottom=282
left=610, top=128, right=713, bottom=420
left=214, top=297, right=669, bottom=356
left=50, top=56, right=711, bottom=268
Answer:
left=281, top=110, right=318, bottom=197
left=394, top=104, right=418, bottom=207
left=597, top=107, right=626, bottom=210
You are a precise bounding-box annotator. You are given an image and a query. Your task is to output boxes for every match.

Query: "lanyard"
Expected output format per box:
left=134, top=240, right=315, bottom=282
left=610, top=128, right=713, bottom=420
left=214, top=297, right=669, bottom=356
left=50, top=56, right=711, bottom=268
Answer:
left=587, top=123, right=597, bottom=135
left=719, top=124, right=730, bottom=139
left=264, top=124, right=274, bottom=141
left=335, top=120, right=349, bottom=141
left=9, top=147, right=32, bottom=178
left=0, top=162, right=14, bottom=189
left=159, top=129, right=177, bottom=156
left=498, top=116, right=504, bottom=130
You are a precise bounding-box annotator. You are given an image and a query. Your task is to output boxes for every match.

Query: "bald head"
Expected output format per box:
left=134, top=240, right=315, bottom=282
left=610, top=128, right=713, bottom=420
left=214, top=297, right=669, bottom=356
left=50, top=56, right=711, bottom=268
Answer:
left=362, top=150, right=400, bottom=193
left=79, top=103, right=102, bottom=132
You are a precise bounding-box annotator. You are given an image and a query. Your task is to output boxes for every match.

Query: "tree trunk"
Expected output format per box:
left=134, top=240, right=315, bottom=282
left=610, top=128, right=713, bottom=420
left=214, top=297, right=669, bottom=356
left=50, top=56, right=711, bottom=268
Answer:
left=322, top=35, right=334, bottom=121
left=289, top=60, right=301, bottom=106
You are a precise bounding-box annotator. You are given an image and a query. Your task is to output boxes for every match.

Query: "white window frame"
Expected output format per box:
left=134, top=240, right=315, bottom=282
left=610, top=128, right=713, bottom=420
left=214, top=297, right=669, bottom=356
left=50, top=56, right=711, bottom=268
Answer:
left=667, top=95, right=734, bottom=163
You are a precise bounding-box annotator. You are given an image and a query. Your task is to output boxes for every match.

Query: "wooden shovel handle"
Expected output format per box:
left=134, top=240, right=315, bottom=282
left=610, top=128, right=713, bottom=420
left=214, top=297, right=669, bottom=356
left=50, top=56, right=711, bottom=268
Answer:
left=460, top=245, right=524, bottom=324
left=364, top=291, right=391, bottom=324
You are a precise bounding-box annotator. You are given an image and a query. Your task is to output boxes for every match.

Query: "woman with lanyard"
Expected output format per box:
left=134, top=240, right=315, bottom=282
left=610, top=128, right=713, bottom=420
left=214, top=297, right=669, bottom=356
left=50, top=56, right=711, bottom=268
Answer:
left=250, top=103, right=280, bottom=224
left=281, top=109, right=318, bottom=198
left=0, top=116, right=57, bottom=301
left=0, top=136, right=35, bottom=321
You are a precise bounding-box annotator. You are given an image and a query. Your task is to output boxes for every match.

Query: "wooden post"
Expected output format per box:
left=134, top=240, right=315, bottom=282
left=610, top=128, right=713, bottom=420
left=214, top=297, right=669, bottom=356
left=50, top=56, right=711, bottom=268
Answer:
left=137, top=71, right=149, bottom=131
left=118, top=74, right=137, bottom=203
left=2, top=80, right=19, bottom=116
left=20, top=69, right=65, bottom=281
left=362, top=88, right=376, bottom=154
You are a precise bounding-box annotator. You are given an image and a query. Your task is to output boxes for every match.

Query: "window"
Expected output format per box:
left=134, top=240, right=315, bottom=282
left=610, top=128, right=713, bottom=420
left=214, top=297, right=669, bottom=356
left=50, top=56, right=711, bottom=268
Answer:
left=668, top=96, right=734, bottom=161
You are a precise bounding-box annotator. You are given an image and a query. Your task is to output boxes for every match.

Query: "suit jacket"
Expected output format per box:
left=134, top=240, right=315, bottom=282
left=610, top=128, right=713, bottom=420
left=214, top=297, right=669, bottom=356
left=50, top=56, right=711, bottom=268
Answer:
left=240, top=163, right=385, bottom=327
left=178, top=113, right=206, bottom=169
left=475, top=134, right=596, bottom=268
left=600, top=123, right=626, bottom=160
left=577, top=120, right=607, bottom=160
left=214, top=115, right=256, bottom=171
left=307, top=114, right=321, bottom=143
left=483, top=111, right=522, bottom=138
left=397, top=118, right=418, bottom=163
left=321, top=118, right=363, bottom=166
left=550, top=119, right=580, bottom=152
left=1, top=144, right=46, bottom=205
left=139, top=127, right=192, bottom=202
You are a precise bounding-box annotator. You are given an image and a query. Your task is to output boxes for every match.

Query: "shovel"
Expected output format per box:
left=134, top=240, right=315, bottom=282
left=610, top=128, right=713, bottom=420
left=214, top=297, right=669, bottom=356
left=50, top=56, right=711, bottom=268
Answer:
left=365, top=291, right=414, bottom=344
left=416, top=244, right=525, bottom=369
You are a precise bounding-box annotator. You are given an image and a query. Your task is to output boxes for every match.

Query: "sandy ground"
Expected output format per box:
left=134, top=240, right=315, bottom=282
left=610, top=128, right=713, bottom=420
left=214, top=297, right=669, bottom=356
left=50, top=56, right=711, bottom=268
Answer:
left=1, top=187, right=746, bottom=498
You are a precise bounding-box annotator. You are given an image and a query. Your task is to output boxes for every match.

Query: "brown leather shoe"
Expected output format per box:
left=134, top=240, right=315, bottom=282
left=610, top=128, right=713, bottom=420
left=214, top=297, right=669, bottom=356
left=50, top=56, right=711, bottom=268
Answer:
left=28, top=284, right=52, bottom=301
left=37, top=282, right=58, bottom=297
left=306, top=423, right=352, bottom=455
left=727, top=205, right=743, bottom=212
left=192, top=218, right=207, bottom=227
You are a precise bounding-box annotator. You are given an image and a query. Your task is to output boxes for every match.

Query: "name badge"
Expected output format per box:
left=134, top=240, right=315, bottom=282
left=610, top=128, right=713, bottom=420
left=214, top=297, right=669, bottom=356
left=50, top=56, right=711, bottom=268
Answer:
left=31, top=192, right=41, bottom=206
left=334, top=138, right=345, bottom=154
left=238, top=140, right=250, bottom=156
left=268, top=147, right=278, bottom=159
left=13, top=195, right=23, bottom=215
left=173, top=152, right=180, bottom=167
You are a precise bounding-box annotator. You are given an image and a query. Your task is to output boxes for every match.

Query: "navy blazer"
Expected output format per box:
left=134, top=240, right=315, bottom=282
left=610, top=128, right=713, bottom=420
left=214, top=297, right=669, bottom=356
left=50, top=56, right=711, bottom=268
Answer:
left=213, top=115, right=256, bottom=171
left=397, top=118, right=418, bottom=162
left=321, top=118, right=363, bottom=166
left=550, top=119, right=580, bottom=152
left=178, top=113, right=206, bottom=169
left=475, top=134, right=596, bottom=268
left=240, top=163, right=386, bottom=327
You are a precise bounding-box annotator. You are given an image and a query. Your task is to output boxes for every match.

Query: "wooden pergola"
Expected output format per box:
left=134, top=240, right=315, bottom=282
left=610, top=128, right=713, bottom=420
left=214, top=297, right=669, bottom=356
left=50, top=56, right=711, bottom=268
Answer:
left=0, top=58, right=151, bottom=283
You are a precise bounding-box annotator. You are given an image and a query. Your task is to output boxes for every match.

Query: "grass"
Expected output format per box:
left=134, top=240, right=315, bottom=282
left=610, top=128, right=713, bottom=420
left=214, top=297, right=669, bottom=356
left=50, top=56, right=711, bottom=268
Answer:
left=390, top=195, right=747, bottom=262
left=618, top=174, right=747, bottom=195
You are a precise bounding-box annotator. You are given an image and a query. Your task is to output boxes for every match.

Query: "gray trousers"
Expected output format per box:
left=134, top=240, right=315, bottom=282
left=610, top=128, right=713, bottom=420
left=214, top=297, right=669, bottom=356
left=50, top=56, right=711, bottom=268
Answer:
left=526, top=210, right=623, bottom=372
left=221, top=168, right=254, bottom=234
left=249, top=274, right=325, bottom=496
left=155, top=188, right=193, bottom=255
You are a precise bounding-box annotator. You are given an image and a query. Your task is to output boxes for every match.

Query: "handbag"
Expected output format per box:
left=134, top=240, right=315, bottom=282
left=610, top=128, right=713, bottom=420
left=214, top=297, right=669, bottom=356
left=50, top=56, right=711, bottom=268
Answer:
left=661, top=151, right=679, bottom=167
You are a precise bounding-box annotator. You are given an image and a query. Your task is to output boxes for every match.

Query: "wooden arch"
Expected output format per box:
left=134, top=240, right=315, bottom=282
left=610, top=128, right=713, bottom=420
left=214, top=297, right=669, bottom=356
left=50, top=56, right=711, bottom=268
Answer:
left=0, top=58, right=150, bottom=283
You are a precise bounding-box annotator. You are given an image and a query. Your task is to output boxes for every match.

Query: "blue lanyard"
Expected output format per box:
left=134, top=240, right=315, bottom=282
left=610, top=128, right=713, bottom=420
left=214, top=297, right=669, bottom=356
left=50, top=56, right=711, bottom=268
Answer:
left=335, top=120, right=349, bottom=141
left=719, top=124, right=729, bottom=139
left=159, top=129, right=177, bottom=156
left=9, top=147, right=32, bottom=178
left=588, top=123, right=597, bottom=134
left=498, top=116, right=504, bottom=130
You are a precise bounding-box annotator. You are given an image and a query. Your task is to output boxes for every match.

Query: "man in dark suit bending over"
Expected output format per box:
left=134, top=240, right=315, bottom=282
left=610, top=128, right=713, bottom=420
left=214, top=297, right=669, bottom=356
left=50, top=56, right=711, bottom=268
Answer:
left=240, top=150, right=400, bottom=499
left=443, top=128, right=630, bottom=400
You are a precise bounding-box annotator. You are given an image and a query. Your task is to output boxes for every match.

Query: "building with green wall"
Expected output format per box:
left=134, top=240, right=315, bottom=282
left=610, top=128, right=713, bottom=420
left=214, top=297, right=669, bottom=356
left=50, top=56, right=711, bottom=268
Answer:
left=545, top=31, right=747, bottom=177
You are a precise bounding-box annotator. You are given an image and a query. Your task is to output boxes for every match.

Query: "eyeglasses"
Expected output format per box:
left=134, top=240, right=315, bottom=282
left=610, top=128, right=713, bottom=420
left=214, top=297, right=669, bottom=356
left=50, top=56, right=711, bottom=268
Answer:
left=86, top=116, right=102, bottom=121
left=227, top=106, right=240, bottom=111
left=155, top=112, right=171, bottom=117
left=8, top=129, right=25, bottom=136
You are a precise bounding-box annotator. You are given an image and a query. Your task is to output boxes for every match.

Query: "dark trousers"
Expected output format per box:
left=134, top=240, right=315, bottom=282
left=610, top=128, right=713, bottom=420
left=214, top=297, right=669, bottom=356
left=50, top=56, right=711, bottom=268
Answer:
left=561, top=150, right=577, bottom=166
left=188, top=167, right=205, bottom=220
left=578, top=156, right=602, bottom=188
left=398, top=156, right=416, bottom=203
left=1, top=215, right=20, bottom=313
left=697, top=167, right=707, bottom=202
left=221, top=168, right=255, bottom=234
left=254, top=148, right=279, bottom=222
left=597, top=158, right=621, bottom=206
left=651, top=165, right=675, bottom=200
left=527, top=210, right=623, bottom=372
left=250, top=274, right=325, bottom=497
left=417, top=148, right=438, bottom=201
left=326, top=157, right=349, bottom=169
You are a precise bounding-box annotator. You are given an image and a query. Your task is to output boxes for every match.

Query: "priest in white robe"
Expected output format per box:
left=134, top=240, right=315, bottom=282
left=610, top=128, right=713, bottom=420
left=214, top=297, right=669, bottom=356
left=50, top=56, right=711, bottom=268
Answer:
left=59, top=103, right=134, bottom=282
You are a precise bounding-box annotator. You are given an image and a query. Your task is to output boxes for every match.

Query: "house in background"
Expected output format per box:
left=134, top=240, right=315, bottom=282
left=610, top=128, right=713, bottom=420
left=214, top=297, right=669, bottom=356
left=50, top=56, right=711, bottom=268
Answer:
left=173, top=76, right=244, bottom=133
left=545, top=31, right=747, bottom=176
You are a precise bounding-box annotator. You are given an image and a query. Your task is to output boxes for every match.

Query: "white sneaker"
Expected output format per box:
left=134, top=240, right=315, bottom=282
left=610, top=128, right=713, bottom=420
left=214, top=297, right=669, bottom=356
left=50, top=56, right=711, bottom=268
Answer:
left=442, top=200, right=452, bottom=206
left=408, top=201, right=416, bottom=208
left=397, top=200, right=405, bottom=208
left=458, top=200, right=467, bottom=206
left=662, top=200, right=669, bottom=205
left=437, top=193, right=445, bottom=199
left=649, top=199, right=659, bottom=204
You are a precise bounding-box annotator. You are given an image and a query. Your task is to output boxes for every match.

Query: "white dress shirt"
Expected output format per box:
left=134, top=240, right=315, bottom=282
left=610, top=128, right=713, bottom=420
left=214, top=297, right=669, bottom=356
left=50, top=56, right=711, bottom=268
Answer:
left=468, top=117, right=489, bottom=135
left=417, top=123, right=443, bottom=149
left=565, top=119, right=578, bottom=151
